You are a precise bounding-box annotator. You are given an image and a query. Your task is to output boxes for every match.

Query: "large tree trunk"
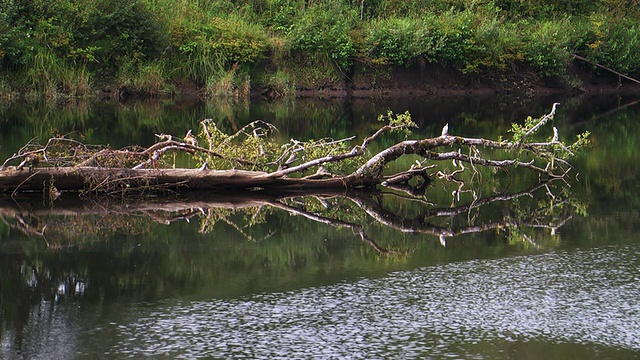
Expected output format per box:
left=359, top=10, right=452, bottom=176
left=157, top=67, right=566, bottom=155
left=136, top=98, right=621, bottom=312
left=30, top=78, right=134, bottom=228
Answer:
left=0, top=166, right=367, bottom=193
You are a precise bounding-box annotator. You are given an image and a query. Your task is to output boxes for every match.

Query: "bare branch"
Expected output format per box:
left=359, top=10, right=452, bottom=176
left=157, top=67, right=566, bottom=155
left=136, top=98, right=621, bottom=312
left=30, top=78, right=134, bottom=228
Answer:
left=523, top=102, right=559, bottom=139
left=426, top=150, right=555, bottom=176
left=265, top=122, right=404, bottom=179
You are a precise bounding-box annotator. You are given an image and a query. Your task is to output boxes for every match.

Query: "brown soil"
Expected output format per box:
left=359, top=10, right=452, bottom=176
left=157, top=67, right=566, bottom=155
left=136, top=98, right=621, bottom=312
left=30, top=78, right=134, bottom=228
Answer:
left=161, top=62, right=640, bottom=102
left=285, top=63, right=640, bottom=99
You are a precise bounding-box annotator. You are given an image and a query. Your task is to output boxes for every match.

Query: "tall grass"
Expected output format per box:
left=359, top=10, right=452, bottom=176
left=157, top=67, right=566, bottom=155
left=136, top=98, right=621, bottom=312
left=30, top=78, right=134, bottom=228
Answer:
left=203, top=67, right=243, bottom=98
left=118, top=60, right=172, bottom=97
left=0, top=77, right=18, bottom=100
left=23, top=48, right=92, bottom=99
left=1, top=0, right=640, bottom=98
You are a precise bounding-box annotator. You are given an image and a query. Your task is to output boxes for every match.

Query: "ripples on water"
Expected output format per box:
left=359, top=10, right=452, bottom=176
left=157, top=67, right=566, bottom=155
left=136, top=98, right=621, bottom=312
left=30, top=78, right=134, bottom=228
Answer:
left=82, top=244, right=640, bottom=359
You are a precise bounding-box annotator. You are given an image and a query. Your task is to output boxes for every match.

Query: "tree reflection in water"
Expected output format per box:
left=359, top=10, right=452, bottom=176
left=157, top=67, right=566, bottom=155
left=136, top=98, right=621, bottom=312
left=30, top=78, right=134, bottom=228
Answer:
left=2, top=178, right=581, bottom=252
left=0, top=160, right=593, bottom=360
left=0, top=174, right=585, bottom=354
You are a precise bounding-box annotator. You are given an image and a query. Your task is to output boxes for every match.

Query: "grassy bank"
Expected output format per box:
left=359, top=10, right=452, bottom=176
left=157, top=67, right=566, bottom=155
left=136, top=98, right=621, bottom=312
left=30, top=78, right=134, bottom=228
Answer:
left=1, top=0, right=639, bottom=99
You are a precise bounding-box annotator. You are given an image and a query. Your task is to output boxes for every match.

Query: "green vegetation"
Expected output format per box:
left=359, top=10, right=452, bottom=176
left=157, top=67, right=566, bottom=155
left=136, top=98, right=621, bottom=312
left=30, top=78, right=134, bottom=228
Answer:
left=1, top=0, right=639, bottom=99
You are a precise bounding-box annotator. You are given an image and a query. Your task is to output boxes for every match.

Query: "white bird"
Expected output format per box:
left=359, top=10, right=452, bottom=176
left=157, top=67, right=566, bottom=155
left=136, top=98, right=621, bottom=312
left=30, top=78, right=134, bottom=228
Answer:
left=441, top=123, right=449, bottom=137
left=439, top=234, right=447, bottom=247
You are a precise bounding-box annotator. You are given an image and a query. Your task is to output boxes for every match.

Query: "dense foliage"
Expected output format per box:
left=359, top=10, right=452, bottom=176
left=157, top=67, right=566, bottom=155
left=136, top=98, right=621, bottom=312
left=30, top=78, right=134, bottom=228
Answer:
left=1, top=0, right=639, bottom=98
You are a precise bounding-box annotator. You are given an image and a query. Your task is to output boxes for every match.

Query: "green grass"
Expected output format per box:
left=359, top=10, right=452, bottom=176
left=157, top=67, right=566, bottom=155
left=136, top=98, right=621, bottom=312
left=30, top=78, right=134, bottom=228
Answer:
left=1, top=0, right=639, bottom=99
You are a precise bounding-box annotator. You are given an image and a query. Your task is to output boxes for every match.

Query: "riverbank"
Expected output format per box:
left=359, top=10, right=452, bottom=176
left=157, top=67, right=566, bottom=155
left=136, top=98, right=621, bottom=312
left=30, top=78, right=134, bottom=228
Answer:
left=3, top=61, right=638, bottom=103
left=2, top=1, right=639, bottom=101
left=121, top=61, right=640, bottom=102
left=288, top=63, right=640, bottom=99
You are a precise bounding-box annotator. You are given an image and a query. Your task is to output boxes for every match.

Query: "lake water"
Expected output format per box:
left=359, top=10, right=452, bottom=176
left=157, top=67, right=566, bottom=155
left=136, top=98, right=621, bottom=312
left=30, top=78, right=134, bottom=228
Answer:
left=1, top=94, right=640, bottom=359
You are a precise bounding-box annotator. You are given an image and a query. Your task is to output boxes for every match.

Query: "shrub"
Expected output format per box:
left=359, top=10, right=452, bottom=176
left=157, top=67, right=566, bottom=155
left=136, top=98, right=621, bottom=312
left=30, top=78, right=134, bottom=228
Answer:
left=432, top=9, right=475, bottom=63
left=493, top=0, right=597, bottom=18
left=363, top=10, right=477, bottom=67
left=363, top=17, right=425, bottom=65
left=1, top=0, right=169, bottom=89
left=75, top=0, right=169, bottom=76
left=167, top=14, right=268, bottom=85
left=207, top=16, right=268, bottom=65
left=260, top=0, right=300, bottom=31
left=362, top=0, right=470, bottom=18
left=0, top=0, right=32, bottom=70
left=462, top=18, right=525, bottom=74
left=522, top=19, right=577, bottom=77
left=287, top=2, right=358, bottom=70
left=599, top=0, right=640, bottom=19
left=580, top=15, right=640, bottom=75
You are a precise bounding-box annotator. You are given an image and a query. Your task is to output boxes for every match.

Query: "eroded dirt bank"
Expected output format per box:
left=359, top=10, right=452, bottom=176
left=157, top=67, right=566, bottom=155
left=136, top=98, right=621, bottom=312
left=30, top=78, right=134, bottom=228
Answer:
left=284, top=64, right=640, bottom=99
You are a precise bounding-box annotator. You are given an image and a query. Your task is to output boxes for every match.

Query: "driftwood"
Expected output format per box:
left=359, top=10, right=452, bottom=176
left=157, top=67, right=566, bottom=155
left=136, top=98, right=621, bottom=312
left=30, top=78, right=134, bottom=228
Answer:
left=0, top=104, right=587, bottom=196
left=0, top=167, right=352, bottom=192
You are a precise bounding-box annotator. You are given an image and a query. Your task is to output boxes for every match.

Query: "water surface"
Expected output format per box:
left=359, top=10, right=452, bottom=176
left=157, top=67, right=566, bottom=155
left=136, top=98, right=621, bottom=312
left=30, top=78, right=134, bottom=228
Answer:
left=1, top=94, right=640, bottom=359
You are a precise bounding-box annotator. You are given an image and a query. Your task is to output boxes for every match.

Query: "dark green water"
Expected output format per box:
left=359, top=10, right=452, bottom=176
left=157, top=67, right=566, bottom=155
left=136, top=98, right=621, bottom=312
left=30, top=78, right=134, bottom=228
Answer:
left=1, top=94, right=639, bottom=359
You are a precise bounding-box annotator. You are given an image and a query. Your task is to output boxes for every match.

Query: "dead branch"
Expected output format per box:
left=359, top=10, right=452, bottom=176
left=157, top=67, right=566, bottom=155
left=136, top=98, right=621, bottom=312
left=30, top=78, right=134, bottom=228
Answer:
left=523, top=102, right=559, bottom=139
left=573, top=54, right=640, bottom=85
left=264, top=126, right=395, bottom=178
left=0, top=104, right=586, bottom=196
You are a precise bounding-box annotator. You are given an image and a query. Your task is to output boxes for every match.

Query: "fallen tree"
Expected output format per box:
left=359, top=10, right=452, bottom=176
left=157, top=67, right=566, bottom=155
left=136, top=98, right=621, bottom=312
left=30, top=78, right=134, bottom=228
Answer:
left=0, top=103, right=588, bottom=196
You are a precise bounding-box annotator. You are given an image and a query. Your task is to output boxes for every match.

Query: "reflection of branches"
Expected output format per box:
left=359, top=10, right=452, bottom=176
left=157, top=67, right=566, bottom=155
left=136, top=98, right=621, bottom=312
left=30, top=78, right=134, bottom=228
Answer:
left=0, top=213, right=49, bottom=247
left=268, top=200, right=403, bottom=255
left=0, top=204, right=152, bottom=249
left=571, top=97, right=640, bottom=126
left=141, top=208, right=203, bottom=225
left=347, top=178, right=575, bottom=245
left=1, top=177, right=582, bottom=253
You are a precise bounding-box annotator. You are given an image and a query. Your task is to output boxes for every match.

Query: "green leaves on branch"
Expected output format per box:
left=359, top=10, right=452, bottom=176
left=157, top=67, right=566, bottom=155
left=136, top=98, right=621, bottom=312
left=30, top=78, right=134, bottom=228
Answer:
left=507, top=104, right=590, bottom=174
left=377, top=110, right=417, bottom=137
left=199, top=120, right=280, bottom=171
left=567, top=131, right=591, bottom=157
left=199, top=119, right=357, bottom=174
